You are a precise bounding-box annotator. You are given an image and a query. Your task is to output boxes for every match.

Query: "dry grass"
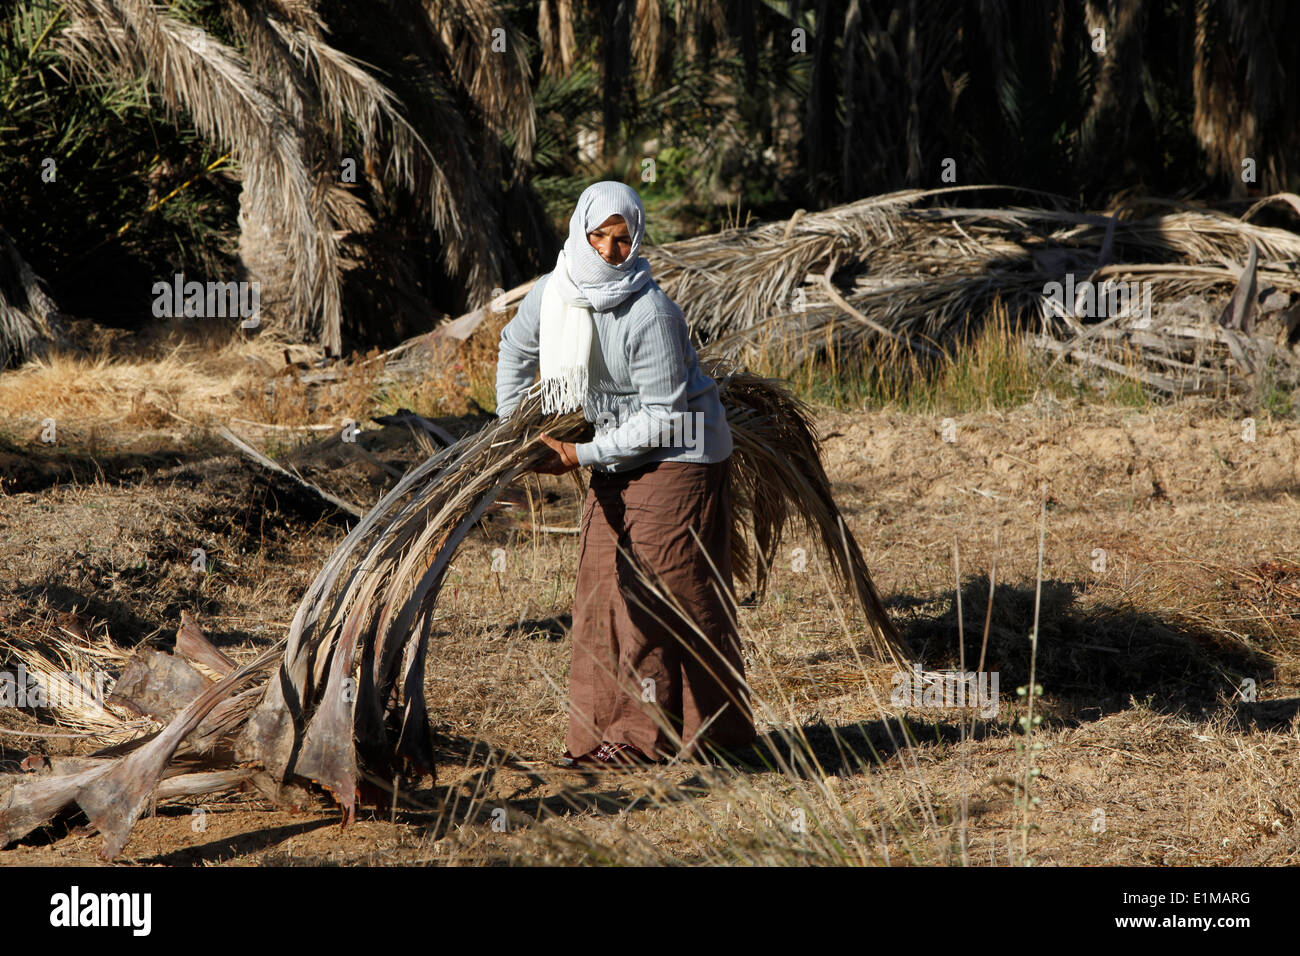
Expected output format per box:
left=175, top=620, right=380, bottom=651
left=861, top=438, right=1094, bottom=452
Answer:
left=0, top=347, right=258, bottom=425
left=0, top=334, right=387, bottom=445
left=4, top=390, right=1299, bottom=865
left=0, top=306, right=514, bottom=450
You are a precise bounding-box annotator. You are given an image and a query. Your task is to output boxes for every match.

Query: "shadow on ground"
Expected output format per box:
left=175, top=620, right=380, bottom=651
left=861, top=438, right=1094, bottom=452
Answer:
left=883, top=575, right=1271, bottom=718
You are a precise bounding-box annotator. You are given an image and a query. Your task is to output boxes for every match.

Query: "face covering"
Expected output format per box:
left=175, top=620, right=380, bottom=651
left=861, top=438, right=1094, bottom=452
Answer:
left=538, top=181, right=653, bottom=415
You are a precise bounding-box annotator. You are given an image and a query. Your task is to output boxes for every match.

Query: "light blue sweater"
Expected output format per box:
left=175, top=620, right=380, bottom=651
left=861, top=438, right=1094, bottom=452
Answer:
left=495, top=272, right=733, bottom=473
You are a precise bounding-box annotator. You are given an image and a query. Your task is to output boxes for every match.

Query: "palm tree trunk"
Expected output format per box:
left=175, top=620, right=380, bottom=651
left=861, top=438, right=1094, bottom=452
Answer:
left=601, top=0, right=632, bottom=156
left=235, top=181, right=298, bottom=345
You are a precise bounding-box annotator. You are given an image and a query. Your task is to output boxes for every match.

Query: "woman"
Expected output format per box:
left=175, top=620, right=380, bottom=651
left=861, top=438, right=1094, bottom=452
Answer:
left=495, top=181, right=755, bottom=768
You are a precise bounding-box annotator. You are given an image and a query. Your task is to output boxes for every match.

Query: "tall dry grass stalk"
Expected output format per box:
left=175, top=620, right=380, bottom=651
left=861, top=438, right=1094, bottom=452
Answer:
left=1017, top=486, right=1049, bottom=865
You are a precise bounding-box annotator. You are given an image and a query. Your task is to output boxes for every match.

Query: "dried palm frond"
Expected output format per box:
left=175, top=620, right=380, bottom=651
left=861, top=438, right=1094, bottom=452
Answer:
left=238, top=363, right=905, bottom=813
left=1, top=365, right=902, bottom=857
left=260, top=6, right=426, bottom=192
left=647, top=188, right=953, bottom=346
left=710, top=363, right=901, bottom=663
left=645, top=186, right=1300, bottom=393
left=0, top=638, right=281, bottom=857
left=0, top=627, right=145, bottom=741
left=420, top=0, right=534, bottom=172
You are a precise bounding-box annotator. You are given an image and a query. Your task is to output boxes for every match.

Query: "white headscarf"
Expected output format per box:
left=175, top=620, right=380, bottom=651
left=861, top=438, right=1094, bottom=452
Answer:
left=538, top=181, right=652, bottom=414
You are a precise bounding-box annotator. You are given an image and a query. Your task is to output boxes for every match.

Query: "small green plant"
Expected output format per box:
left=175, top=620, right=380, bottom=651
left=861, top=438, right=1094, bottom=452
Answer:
left=1014, top=487, right=1049, bottom=865
left=1099, top=373, right=1151, bottom=409
left=1014, top=680, right=1045, bottom=860
left=1255, top=358, right=1298, bottom=421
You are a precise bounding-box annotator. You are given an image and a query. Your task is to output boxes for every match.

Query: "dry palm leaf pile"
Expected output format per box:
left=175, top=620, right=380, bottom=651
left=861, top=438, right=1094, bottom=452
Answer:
left=653, top=187, right=1300, bottom=395
left=0, top=364, right=904, bottom=858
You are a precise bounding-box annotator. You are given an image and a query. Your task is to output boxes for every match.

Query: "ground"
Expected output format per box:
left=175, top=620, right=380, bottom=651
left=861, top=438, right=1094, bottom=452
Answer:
left=2, top=386, right=1299, bottom=866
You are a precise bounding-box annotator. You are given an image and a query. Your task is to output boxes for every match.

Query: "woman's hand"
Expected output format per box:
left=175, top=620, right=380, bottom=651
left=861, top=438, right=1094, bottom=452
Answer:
left=532, top=432, right=580, bottom=475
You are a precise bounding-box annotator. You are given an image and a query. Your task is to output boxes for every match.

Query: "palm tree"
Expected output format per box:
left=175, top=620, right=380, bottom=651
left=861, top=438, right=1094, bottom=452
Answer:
left=533, top=0, right=802, bottom=211
left=7, top=0, right=1299, bottom=368
left=1191, top=0, right=1300, bottom=196
left=820, top=0, right=1299, bottom=202
left=6, top=0, right=549, bottom=360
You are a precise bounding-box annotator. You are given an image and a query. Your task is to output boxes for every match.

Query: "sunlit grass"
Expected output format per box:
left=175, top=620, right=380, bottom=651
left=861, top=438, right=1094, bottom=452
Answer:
left=746, top=305, right=1167, bottom=415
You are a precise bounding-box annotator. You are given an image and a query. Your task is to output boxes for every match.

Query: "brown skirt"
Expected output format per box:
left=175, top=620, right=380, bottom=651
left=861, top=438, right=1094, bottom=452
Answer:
left=567, top=457, right=756, bottom=760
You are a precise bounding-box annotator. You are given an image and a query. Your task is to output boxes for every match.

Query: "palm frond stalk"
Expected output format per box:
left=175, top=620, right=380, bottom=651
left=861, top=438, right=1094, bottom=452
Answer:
left=0, top=368, right=903, bottom=857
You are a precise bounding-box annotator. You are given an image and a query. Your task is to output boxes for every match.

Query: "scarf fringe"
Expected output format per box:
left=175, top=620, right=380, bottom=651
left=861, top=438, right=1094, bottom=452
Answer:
left=540, top=365, right=588, bottom=415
